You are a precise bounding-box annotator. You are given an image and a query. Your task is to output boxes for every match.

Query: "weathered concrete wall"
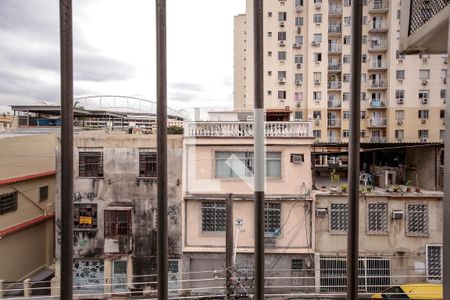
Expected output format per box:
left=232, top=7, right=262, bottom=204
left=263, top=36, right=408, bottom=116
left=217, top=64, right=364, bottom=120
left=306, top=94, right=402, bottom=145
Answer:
left=405, top=146, right=442, bottom=191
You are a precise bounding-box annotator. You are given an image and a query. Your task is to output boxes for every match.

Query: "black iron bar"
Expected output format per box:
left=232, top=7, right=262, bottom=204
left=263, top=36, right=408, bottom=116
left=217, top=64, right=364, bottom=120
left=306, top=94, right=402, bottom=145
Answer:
left=226, top=193, right=234, bottom=299
left=59, top=0, right=74, bottom=299
left=347, top=0, right=363, bottom=299
left=156, top=0, right=168, bottom=299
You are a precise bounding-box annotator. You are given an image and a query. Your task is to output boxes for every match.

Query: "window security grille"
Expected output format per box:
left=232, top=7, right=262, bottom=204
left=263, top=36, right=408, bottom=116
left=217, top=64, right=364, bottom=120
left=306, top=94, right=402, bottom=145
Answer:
left=265, top=202, right=281, bottom=233
left=39, top=186, right=49, bottom=201
left=202, top=201, right=226, bottom=232
left=291, top=259, right=304, bottom=270
left=139, top=150, right=157, bottom=177
left=320, top=256, right=390, bottom=293
left=408, top=0, right=448, bottom=35
left=0, top=192, right=18, bottom=215
left=406, top=204, right=428, bottom=236
left=79, top=151, right=103, bottom=177
left=330, top=203, right=348, bottom=232
left=112, top=260, right=127, bottom=292
left=104, top=210, right=132, bottom=237
left=74, top=203, right=98, bottom=229
left=426, top=244, right=442, bottom=282
left=367, top=203, right=388, bottom=234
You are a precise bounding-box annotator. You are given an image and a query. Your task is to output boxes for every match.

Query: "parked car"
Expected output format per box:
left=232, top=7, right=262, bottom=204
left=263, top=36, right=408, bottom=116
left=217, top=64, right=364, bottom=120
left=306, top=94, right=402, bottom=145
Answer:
left=371, top=283, right=442, bottom=299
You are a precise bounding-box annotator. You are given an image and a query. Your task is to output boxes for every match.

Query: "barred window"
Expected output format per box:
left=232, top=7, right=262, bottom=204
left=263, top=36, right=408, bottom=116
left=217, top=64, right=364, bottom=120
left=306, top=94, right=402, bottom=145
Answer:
left=406, top=204, right=428, bottom=236
left=39, top=186, right=49, bottom=201
left=202, top=201, right=226, bottom=232
left=139, top=149, right=157, bottom=177
left=265, top=202, right=281, bottom=233
left=426, top=244, right=442, bottom=282
left=0, top=192, right=18, bottom=215
left=74, top=203, right=97, bottom=230
left=367, top=203, right=388, bottom=234
left=291, top=259, right=304, bottom=270
left=330, top=203, right=348, bottom=232
left=104, top=210, right=132, bottom=237
left=79, top=150, right=103, bottom=177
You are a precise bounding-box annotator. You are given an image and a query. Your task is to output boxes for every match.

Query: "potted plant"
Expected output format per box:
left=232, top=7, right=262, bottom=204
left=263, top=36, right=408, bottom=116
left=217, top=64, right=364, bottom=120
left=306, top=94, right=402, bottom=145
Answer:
left=341, top=183, right=348, bottom=193
left=405, top=180, right=412, bottom=192
left=330, top=169, right=340, bottom=192
left=392, top=185, right=402, bottom=193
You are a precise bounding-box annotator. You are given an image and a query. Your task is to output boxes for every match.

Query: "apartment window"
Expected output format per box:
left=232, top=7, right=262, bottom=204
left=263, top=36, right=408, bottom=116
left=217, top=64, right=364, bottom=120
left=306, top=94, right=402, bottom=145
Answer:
left=419, top=90, right=429, bottom=100
left=396, top=70, right=405, bottom=80
left=313, top=111, right=322, bottom=119
left=343, top=36, right=351, bottom=45
left=278, top=32, right=286, bottom=41
left=294, top=55, right=303, bottom=64
left=343, top=111, right=350, bottom=119
left=395, top=130, right=404, bottom=139
left=295, top=73, right=303, bottom=82
left=215, top=151, right=281, bottom=178
left=265, top=203, right=281, bottom=233
left=419, top=69, right=430, bottom=79
left=397, top=9, right=401, bottom=19
left=343, top=55, right=350, bottom=64
left=367, top=203, right=388, bottom=234
left=74, top=203, right=97, bottom=230
left=361, top=54, right=367, bottom=63
left=360, top=111, right=366, bottom=119
left=294, top=111, right=303, bottom=120
left=313, top=72, right=321, bottom=82
left=395, top=110, right=405, bottom=120
left=440, top=130, right=445, bottom=139
left=278, top=71, right=286, bottom=80
left=363, top=15, right=368, bottom=24
left=344, top=0, right=351, bottom=6
left=268, top=90, right=272, bottom=96
left=406, top=204, right=428, bottom=236
left=268, top=71, right=272, bottom=76
left=396, top=50, right=405, bottom=60
left=104, top=209, right=132, bottom=238
left=294, top=92, right=303, bottom=101
left=278, top=51, right=287, bottom=60
left=295, top=0, right=304, bottom=6
left=314, top=0, right=322, bottom=3
left=418, top=130, right=429, bottom=139
left=202, top=201, right=226, bottom=232
left=343, top=93, right=350, bottom=101
left=342, top=130, right=349, bottom=138
left=441, top=89, right=446, bottom=99
left=360, top=130, right=366, bottom=138
left=396, top=90, right=404, bottom=99
left=440, top=110, right=445, bottom=118
left=361, top=92, right=367, bottom=101
left=79, top=150, right=103, bottom=178
left=313, top=14, right=322, bottom=23
left=39, top=186, right=49, bottom=202
left=295, top=17, right=304, bottom=26
left=295, top=35, right=303, bottom=45
left=314, top=53, right=322, bottom=62
left=313, top=130, right=321, bottom=138
left=314, top=34, right=322, bottom=43
left=330, top=203, right=348, bottom=233
left=267, top=32, right=272, bottom=37
left=0, top=192, right=18, bottom=215
left=361, top=74, right=367, bottom=82
left=343, top=74, right=350, bottom=82
left=268, top=12, right=272, bottom=17
left=278, top=12, right=287, bottom=21
left=313, top=91, right=322, bottom=101
left=441, top=69, right=447, bottom=79
left=278, top=90, right=287, bottom=99
left=139, top=149, right=157, bottom=177
left=426, top=245, right=443, bottom=282
left=418, top=110, right=429, bottom=119
left=344, top=17, right=351, bottom=25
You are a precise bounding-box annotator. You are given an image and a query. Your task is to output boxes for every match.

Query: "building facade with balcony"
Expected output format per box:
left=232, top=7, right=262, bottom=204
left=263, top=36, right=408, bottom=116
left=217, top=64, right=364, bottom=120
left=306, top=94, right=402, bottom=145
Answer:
left=234, top=0, right=447, bottom=143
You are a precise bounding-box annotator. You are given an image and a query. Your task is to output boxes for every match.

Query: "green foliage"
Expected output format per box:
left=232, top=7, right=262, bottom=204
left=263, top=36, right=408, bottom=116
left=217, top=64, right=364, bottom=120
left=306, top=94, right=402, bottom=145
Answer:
left=330, top=169, right=340, bottom=185
left=167, top=125, right=184, bottom=135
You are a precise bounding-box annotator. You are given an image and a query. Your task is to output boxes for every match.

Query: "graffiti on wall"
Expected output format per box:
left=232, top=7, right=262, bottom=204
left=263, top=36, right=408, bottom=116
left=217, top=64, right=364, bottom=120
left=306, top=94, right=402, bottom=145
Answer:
left=74, top=192, right=101, bottom=202
left=73, top=260, right=104, bottom=292
left=168, top=204, right=180, bottom=225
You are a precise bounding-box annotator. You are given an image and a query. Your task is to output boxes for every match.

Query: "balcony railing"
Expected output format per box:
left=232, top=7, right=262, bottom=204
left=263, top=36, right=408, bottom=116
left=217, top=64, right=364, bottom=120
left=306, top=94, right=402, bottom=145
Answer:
left=369, top=100, right=386, bottom=108
left=369, top=62, right=387, bottom=70
left=368, top=118, right=387, bottom=127
left=369, top=40, right=388, bottom=50
left=369, top=137, right=387, bottom=143
left=327, top=119, right=341, bottom=127
left=328, top=44, right=342, bottom=53
left=328, top=63, right=342, bottom=71
left=329, top=5, right=342, bottom=15
left=328, top=101, right=342, bottom=109
left=328, top=25, right=342, bottom=34
left=328, top=81, right=342, bottom=89
left=368, top=80, right=388, bottom=89
left=370, top=21, right=388, bottom=31
left=185, top=121, right=312, bottom=138
left=370, top=0, right=389, bottom=11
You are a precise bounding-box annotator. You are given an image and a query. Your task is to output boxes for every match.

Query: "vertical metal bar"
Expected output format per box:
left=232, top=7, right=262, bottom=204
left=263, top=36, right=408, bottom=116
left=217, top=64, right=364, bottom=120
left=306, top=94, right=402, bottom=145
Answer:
left=347, top=0, right=362, bottom=299
left=225, top=193, right=234, bottom=299
left=156, top=0, right=168, bottom=299
left=253, top=0, right=264, bottom=298
left=443, top=16, right=450, bottom=300
left=59, top=0, right=73, bottom=299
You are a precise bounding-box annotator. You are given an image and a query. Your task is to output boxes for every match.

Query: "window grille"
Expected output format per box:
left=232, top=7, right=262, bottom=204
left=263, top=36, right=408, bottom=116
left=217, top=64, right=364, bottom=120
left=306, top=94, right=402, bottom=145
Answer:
left=330, top=203, right=348, bottom=232
left=291, top=259, right=304, bottom=270
left=426, top=244, right=442, bottom=282
left=406, top=203, right=428, bottom=236
left=265, top=202, right=281, bottom=233
left=408, top=0, right=448, bottom=35
left=39, top=186, right=49, bottom=201
left=74, top=203, right=98, bottom=229
left=112, top=260, right=127, bottom=292
left=201, top=201, right=226, bottom=232
left=0, top=192, right=18, bottom=215
left=79, top=151, right=103, bottom=177
left=367, top=203, right=388, bottom=234
left=104, top=210, right=132, bottom=237
left=139, top=150, right=157, bottom=177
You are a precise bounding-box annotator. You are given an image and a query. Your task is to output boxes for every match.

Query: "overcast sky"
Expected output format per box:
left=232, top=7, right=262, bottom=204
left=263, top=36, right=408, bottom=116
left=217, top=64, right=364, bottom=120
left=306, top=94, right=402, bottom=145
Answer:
left=0, top=0, right=246, bottom=112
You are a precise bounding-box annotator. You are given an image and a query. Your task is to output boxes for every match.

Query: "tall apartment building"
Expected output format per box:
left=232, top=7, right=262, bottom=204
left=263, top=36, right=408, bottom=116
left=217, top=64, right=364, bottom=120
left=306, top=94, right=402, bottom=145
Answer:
left=234, top=0, right=447, bottom=143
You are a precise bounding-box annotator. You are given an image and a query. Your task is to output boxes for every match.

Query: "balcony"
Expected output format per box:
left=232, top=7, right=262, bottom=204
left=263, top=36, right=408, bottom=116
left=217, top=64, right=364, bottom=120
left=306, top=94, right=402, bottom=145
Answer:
left=328, top=100, right=342, bottom=109
left=369, top=137, right=387, bottom=143
left=369, top=0, right=389, bottom=12
left=327, top=81, right=342, bottom=90
left=185, top=121, right=312, bottom=138
left=368, top=40, right=388, bottom=52
left=369, top=21, right=389, bottom=33
left=327, top=118, right=341, bottom=128
left=328, top=63, right=342, bottom=72
left=328, top=44, right=342, bottom=53
left=328, top=25, right=342, bottom=35
left=329, top=5, right=342, bottom=16
left=368, top=100, right=387, bottom=108
left=368, top=80, right=388, bottom=90
left=368, top=62, right=388, bottom=71
left=368, top=118, right=387, bottom=127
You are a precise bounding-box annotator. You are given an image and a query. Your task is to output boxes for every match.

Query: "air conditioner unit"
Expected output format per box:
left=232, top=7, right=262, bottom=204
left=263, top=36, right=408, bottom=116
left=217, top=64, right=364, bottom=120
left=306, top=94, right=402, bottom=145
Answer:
left=421, top=118, right=427, bottom=124
left=391, top=210, right=404, bottom=220
left=397, top=138, right=403, bottom=142
left=316, top=208, right=328, bottom=218
left=397, top=79, right=403, bottom=83
left=421, top=98, right=429, bottom=104
left=279, top=78, right=286, bottom=83
left=314, top=79, right=321, bottom=85
left=293, top=43, right=301, bottom=49
left=444, top=78, right=447, bottom=84
left=422, top=80, right=428, bottom=85
left=314, top=119, right=320, bottom=125
left=398, top=59, right=403, bottom=63
left=295, top=102, right=301, bottom=108
left=397, top=98, right=404, bottom=104
left=290, top=154, right=304, bottom=164
left=397, top=120, right=403, bottom=125
left=296, top=63, right=302, bottom=69
left=279, top=21, right=285, bottom=27
left=279, top=40, right=286, bottom=46
left=420, top=138, right=429, bottom=143
left=295, top=80, right=303, bottom=85
left=444, top=59, right=448, bottom=64
left=315, top=2, right=322, bottom=9
left=296, top=6, right=304, bottom=12
left=297, top=26, right=302, bottom=33
left=312, top=41, right=320, bottom=47
left=422, top=58, right=428, bottom=63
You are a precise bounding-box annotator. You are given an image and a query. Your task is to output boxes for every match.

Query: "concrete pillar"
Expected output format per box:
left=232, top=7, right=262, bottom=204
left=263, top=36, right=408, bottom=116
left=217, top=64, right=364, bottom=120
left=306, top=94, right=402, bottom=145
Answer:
left=0, top=279, right=4, bottom=299
left=314, top=253, right=320, bottom=294
left=50, top=277, right=59, bottom=297
left=104, top=259, right=112, bottom=294
left=23, top=279, right=31, bottom=298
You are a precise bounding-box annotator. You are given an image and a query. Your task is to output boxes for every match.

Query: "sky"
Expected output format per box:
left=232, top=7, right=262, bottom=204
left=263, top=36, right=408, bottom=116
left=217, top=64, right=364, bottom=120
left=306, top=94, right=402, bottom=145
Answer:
left=0, top=0, right=246, bottom=113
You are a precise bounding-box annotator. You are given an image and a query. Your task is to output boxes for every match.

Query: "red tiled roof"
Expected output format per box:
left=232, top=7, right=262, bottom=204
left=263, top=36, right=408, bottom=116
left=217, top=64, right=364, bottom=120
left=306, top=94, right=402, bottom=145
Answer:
left=0, top=170, right=56, bottom=186
left=0, top=212, right=55, bottom=238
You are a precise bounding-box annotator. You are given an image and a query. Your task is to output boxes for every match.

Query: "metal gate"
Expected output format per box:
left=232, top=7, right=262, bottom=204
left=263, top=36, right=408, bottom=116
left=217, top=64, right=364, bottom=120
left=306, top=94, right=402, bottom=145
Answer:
left=112, top=260, right=128, bottom=293
left=73, top=260, right=104, bottom=294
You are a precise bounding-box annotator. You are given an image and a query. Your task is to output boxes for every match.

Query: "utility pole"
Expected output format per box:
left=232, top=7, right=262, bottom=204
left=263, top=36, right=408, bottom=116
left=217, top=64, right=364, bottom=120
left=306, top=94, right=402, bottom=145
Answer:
left=59, top=1, right=74, bottom=299
left=156, top=0, right=168, bottom=299
left=226, top=193, right=234, bottom=299
left=347, top=0, right=362, bottom=299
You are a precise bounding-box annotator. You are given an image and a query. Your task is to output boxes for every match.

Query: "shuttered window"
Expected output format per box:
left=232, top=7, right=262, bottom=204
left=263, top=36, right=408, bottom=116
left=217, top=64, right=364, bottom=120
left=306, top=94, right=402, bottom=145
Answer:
left=79, top=151, right=103, bottom=177
left=0, top=192, right=18, bottom=215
